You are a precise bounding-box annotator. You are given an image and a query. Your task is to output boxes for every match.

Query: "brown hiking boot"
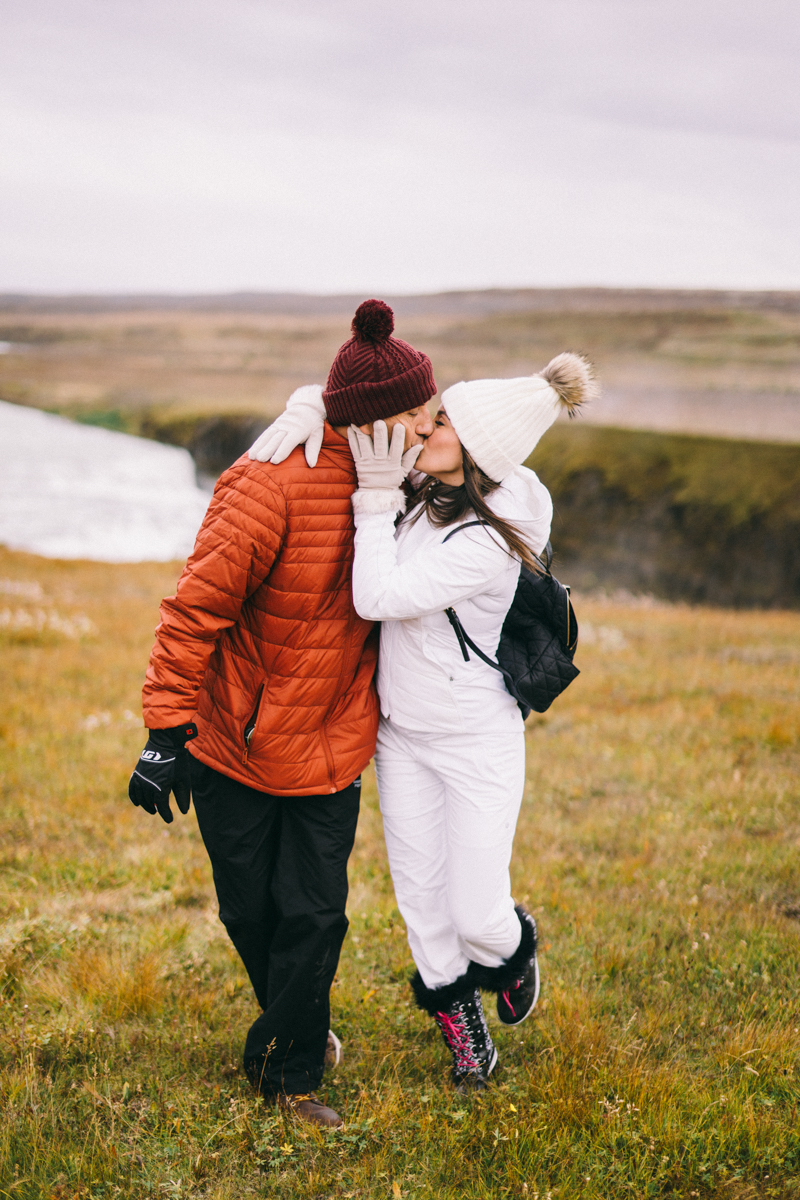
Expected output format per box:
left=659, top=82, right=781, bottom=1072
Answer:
left=324, top=1029, right=343, bottom=1070
left=277, top=1092, right=343, bottom=1128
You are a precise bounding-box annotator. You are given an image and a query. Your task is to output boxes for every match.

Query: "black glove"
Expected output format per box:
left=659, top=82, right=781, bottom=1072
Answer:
left=128, top=723, right=198, bottom=824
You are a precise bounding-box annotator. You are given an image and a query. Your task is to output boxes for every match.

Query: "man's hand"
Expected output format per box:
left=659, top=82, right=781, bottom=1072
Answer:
left=128, top=723, right=198, bottom=824
left=248, top=384, right=327, bottom=468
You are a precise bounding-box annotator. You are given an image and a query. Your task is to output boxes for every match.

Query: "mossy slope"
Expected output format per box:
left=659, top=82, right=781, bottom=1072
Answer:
left=530, top=426, right=800, bottom=607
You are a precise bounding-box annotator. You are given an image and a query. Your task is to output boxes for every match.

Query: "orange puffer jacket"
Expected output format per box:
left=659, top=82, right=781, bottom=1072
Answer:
left=142, top=424, right=379, bottom=796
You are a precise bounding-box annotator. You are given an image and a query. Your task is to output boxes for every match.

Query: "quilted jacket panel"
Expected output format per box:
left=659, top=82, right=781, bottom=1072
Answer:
left=142, top=425, right=379, bottom=795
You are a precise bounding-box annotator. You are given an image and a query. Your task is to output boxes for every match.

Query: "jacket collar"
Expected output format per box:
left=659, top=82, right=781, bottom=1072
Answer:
left=322, top=422, right=355, bottom=471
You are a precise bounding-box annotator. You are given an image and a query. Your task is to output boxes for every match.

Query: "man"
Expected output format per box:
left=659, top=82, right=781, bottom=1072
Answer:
left=128, top=300, right=434, bottom=1127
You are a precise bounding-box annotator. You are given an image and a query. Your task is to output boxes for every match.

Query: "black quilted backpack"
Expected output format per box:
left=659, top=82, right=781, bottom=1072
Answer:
left=442, top=523, right=579, bottom=719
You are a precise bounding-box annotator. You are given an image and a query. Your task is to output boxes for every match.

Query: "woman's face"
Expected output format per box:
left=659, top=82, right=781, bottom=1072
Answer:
left=414, top=407, right=465, bottom=485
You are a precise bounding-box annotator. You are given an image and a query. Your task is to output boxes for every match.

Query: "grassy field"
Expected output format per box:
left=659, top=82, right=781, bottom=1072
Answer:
left=2, top=546, right=800, bottom=1199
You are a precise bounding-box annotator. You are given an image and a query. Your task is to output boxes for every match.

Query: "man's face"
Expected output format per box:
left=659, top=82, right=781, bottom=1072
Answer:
left=360, top=401, right=435, bottom=450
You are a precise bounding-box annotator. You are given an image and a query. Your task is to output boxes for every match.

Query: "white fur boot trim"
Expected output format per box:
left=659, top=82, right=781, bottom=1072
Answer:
left=351, top=487, right=406, bottom=516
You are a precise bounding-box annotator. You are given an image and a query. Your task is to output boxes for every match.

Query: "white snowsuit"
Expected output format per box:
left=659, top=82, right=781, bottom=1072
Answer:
left=352, top=466, right=553, bottom=988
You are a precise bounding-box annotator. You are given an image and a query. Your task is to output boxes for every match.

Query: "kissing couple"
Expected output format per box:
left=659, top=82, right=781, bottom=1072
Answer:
left=129, top=299, right=595, bottom=1127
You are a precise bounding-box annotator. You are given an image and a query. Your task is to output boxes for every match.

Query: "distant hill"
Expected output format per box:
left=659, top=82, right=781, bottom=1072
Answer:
left=2, top=286, right=800, bottom=316
left=1, top=287, right=799, bottom=445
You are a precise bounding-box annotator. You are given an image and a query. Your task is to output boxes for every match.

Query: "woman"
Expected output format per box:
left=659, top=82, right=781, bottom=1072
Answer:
left=346, top=351, right=596, bottom=1090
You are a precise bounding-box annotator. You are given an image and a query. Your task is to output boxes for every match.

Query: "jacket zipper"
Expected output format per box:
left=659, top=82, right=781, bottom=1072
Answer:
left=241, top=683, right=265, bottom=765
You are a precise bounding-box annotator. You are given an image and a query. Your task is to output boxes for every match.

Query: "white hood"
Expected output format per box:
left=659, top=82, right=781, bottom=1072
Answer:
left=486, top=465, right=553, bottom=557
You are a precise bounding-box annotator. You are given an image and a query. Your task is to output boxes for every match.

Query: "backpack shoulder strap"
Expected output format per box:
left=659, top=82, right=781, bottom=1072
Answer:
left=444, top=606, right=511, bottom=679
left=444, top=522, right=552, bottom=574
left=441, top=519, right=507, bottom=670
left=530, top=540, right=553, bottom=574
left=442, top=520, right=486, bottom=544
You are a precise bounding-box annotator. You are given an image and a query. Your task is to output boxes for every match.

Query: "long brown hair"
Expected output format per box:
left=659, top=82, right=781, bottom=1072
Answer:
left=402, top=447, right=543, bottom=574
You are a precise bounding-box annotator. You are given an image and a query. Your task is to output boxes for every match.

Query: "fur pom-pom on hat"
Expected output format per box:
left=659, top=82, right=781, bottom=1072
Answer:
left=441, top=352, right=597, bottom=483
left=540, top=352, right=599, bottom=416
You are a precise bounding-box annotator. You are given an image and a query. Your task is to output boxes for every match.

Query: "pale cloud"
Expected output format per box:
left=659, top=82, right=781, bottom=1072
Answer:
left=0, top=0, right=798, bottom=292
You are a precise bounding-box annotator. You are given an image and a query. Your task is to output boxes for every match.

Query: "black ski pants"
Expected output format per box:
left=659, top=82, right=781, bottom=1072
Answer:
left=190, top=757, right=360, bottom=1094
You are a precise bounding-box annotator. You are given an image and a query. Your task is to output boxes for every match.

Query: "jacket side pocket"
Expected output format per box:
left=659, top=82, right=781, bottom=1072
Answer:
left=242, top=683, right=265, bottom=764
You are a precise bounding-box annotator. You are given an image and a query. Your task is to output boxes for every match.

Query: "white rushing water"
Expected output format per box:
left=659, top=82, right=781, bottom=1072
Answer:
left=0, top=400, right=210, bottom=562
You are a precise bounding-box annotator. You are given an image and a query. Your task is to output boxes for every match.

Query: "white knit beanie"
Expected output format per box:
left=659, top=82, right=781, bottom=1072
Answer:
left=441, top=352, right=598, bottom=483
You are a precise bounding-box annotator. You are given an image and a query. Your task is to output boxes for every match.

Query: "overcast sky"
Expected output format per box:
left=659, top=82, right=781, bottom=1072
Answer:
left=1, top=0, right=799, bottom=294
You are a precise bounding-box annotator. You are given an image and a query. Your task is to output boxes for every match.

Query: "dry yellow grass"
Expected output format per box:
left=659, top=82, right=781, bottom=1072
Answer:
left=1, top=546, right=799, bottom=1198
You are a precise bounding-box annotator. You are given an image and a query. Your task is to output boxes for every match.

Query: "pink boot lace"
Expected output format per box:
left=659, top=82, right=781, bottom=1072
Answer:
left=501, top=978, right=521, bottom=1017
left=435, top=1009, right=480, bottom=1075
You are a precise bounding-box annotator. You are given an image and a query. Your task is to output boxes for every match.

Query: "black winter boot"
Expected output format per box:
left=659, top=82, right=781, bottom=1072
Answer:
left=468, top=906, right=540, bottom=1027
left=411, top=971, right=497, bottom=1091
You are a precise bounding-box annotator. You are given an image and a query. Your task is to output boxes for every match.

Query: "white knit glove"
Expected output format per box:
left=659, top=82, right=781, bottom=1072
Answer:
left=248, top=384, right=326, bottom=468
left=348, top=420, right=423, bottom=516
left=347, top=420, right=422, bottom=488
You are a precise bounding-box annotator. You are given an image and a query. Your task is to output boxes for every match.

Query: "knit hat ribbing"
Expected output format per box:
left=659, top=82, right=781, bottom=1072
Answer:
left=442, top=353, right=597, bottom=482
left=323, top=299, right=437, bottom=426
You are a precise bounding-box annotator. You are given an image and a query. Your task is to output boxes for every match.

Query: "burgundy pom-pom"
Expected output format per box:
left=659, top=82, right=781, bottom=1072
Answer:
left=351, top=298, right=395, bottom=343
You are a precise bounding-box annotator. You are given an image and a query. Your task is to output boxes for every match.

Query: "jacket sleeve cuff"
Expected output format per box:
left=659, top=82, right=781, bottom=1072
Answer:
left=351, top=487, right=406, bottom=517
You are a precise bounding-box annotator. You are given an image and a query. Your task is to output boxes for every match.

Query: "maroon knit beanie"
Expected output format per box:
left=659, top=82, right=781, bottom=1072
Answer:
left=323, top=299, right=437, bottom=426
